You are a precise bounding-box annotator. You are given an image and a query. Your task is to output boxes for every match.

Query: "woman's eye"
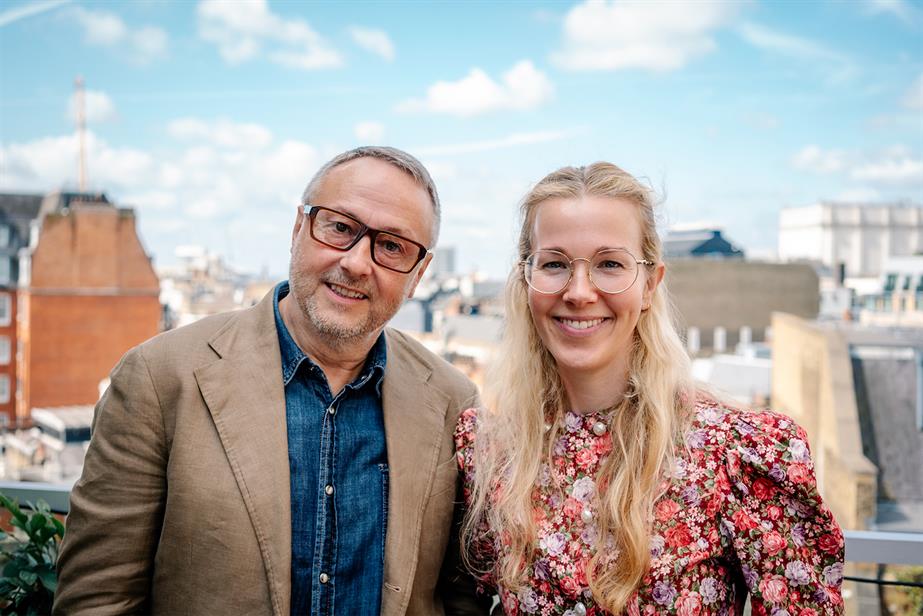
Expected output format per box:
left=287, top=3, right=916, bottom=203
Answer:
left=541, top=261, right=567, bottom=270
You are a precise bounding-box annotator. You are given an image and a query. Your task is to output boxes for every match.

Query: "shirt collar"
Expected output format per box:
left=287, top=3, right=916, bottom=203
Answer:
left=273, top=281, right=387, bottom=394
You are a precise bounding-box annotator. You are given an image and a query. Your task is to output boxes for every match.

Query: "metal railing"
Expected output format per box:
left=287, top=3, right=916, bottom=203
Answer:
left=1, top=480, right=922, bottom=569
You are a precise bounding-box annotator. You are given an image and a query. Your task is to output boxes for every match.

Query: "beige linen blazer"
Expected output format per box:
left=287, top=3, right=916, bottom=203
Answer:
left=54, top=290, right=485, bottom=615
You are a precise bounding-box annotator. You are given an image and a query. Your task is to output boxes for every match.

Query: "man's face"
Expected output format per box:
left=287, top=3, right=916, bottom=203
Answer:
left=288, top=157, right=434, bottom=347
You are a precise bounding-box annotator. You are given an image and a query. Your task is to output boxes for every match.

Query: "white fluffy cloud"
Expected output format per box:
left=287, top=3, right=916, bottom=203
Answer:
left=792, top=144, right=923, bottom=189
left=851, top=157, right=923, bottom=186
left=551, top=0, right=738, bottom=71
left=792, top=145, right=848, bottom=174
left=167, top=117, right=274, bottom=150
left=348, top=26, right=395, bottom=61
left=354, top=121, right=385, bottom=142
left=396, top=60, right=553, bottom=117
left=865, top=0, right=920, bottom=23
left=0, top=132, right=154, bottom=193
left=0, top=118, right=320, bottom=222
left=197, top=0, right=342, bottom=69
left=68, top=89, right=118, bottom=124
left=71, top=7, right=168, bottom=63
left=0, top=118, right=323, bottom=275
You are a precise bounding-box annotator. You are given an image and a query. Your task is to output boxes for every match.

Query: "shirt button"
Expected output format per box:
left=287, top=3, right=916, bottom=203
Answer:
left=325, top=484, right=334, bottom=496
left=327, top=406, right=336, bottom=415
left=319, top=573, right=329, bottom=584
left=574, top=602, right=587, bottom=616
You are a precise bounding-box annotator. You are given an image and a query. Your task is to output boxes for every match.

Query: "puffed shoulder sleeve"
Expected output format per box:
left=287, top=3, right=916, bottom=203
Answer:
left=719, top=409, right=845, bottom=615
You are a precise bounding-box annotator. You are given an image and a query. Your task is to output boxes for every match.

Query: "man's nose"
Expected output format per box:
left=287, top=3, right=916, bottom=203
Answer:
left=338, top=234, right=374, bottom=277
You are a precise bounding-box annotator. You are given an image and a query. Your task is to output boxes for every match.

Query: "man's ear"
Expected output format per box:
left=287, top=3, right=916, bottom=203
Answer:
left=406, top=252, right=433, bottom=299
left=290, top=207, right=304, bottom=252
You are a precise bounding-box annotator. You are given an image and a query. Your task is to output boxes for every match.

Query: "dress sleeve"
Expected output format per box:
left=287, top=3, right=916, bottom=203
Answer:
left=719, top=409, right=845, bottom=616
left=453, top=408, right=500, bottom=604
left=454, top=407, right=479, bottom=496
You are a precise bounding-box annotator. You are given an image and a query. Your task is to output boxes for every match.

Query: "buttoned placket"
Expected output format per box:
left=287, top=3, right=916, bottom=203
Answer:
left=309, top=369, right=378, bottom=615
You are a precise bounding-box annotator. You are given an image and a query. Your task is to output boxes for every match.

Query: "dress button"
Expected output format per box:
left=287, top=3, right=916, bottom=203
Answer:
left=581, top=508, right=593, bottom=524
left=319, top=572, right=329, bottom=584
left=574, top=602, right=587, bottom=616
left=327, top=406, right=336, bottom=415
left=325, top=485, right=334, bottom=496
left=592, top=421, right=607, bottom=436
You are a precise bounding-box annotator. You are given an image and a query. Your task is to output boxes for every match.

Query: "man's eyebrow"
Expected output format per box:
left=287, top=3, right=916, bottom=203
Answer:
left=333, top=205, right=417, bottom=240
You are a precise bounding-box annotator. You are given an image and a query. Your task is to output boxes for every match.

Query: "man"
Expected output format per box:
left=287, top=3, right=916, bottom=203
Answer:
left=55, top=147, right=487, bottom=615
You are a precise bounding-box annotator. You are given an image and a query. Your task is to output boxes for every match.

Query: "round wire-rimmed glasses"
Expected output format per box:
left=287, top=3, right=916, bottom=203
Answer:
left=304, top=204, right=429, bottom=274
left=522, top=248, right=654, bottom=295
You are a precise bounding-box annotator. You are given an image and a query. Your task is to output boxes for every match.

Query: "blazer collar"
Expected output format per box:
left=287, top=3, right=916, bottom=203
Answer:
left=193, top=290, right=291, bottom=616
left=380, top=329, right=451, bottom=615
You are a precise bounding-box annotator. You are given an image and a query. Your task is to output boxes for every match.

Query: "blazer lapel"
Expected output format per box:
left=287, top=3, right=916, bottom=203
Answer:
left=194, top=293, right=291, bottom=616
left=380, top=330, right=450, bottom=616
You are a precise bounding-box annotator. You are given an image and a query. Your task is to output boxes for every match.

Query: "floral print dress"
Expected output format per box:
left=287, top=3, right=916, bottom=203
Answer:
left=454, top=399, right=845, bottom=616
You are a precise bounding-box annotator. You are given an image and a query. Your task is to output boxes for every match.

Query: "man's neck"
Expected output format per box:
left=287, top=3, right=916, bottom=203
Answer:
left=279, top=295, right=380, bottom=395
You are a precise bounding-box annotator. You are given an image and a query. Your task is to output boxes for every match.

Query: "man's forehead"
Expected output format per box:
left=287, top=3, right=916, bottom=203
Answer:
left=314, top=158, right=433, bottom=240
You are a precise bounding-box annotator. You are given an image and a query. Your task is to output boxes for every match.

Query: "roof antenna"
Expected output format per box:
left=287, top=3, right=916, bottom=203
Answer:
left=74, top=75, right=87, bottom=193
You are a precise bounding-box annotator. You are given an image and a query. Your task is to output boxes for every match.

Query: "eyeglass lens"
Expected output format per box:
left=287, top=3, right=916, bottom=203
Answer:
left=525, top=249, right=641, bottom=294
left=312, top=207, right=421, bottom=272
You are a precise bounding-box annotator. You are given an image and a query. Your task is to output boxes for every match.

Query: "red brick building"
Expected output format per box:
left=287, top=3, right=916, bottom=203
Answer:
left=16, top=193, right=161, bottom=423
left=0, top=193, right=43, bottom=427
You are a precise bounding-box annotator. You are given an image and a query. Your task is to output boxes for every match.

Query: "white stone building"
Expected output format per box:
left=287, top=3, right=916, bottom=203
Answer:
left=778, top=202, right=923, bottom=280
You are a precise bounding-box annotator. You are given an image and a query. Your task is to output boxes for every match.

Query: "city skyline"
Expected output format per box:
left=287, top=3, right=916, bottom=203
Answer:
left=1, top=0, right=921, bottom=277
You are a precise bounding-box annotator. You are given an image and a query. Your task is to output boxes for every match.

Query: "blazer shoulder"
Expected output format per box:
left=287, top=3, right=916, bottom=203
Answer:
left=385, top=327, right=478, bottom=402
left=140, top=310, right=240, bottom=357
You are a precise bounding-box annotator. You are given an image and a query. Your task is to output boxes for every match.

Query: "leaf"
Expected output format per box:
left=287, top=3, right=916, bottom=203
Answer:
left=2, top=559, right=21, bottom=579
left=17, top=570, right=37, bottom=587
left=36, top=568, right=56, bottom=593
left=51, top=518, right=65, bottom=537
left=27, top=515, right=46, bottom=536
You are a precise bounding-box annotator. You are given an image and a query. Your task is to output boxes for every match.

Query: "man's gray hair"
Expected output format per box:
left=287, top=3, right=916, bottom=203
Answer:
left=301, top=146, right=441, bottom=246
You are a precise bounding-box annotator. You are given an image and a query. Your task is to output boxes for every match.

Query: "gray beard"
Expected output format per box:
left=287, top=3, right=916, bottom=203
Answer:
left=288, top=268, right=400, bottom=348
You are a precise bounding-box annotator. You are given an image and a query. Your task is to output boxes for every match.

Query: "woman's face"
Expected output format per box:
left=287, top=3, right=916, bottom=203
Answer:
left=526, top=195, right=663, bottom=387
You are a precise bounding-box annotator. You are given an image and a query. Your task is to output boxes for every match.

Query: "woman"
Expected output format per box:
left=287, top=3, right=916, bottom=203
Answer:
left=455, top=162, right=844, bottom=615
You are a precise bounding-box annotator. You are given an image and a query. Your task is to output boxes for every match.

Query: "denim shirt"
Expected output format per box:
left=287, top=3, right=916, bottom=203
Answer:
left=273, top=282, right=388, bottom=616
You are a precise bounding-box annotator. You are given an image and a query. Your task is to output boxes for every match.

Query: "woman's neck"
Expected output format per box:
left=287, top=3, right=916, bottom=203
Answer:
left=558, top=365, right=629, bottom=415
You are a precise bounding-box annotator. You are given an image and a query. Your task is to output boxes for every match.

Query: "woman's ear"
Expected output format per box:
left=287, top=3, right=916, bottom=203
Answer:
left=642, top=262, right=665, bottom=310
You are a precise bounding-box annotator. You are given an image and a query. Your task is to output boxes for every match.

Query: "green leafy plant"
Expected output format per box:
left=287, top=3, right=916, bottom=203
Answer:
left=0, top=493, right=65, bottom=616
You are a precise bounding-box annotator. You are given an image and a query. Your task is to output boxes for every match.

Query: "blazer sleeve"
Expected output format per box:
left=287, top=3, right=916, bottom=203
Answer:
left=54, top=346, right=168, bottom=615
left=438, top=385, right=493, bottom=616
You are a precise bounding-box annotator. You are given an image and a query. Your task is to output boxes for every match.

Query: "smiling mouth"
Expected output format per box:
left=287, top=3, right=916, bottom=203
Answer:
left=327, top=282, right=368, bottom=300
left=555, top=317, right=608, bottom=330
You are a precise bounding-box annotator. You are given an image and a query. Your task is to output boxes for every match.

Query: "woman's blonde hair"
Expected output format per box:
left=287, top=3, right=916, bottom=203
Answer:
left=463, top=162, right=695, bottom=613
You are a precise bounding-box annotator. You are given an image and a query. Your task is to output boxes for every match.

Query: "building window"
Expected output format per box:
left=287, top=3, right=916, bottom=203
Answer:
left=0, top=375, right=9, bottom=404
left=0, top=336, right=9, bottom=365
left=0, top=293, right=10, bottom=326
left=0, top=257, right=9, bottom=286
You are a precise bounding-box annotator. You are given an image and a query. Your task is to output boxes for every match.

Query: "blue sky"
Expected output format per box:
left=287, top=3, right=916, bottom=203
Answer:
left=1, top=0, right=921, bottom=278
